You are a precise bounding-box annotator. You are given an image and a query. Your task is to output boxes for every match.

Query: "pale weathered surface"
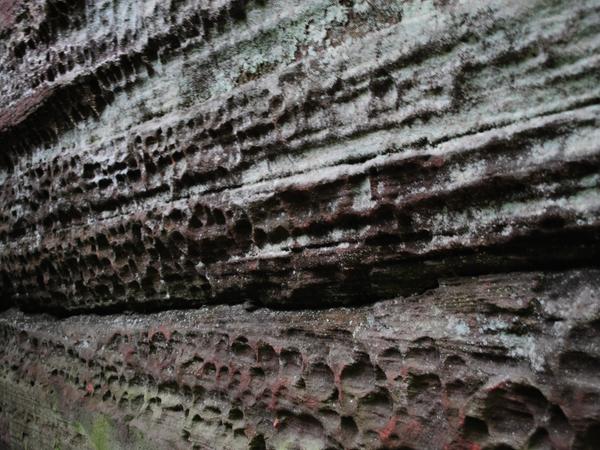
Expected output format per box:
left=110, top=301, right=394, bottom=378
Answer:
left=1, top=0, right=600, bottom=312
left=0, top=0, right=599, bottom=449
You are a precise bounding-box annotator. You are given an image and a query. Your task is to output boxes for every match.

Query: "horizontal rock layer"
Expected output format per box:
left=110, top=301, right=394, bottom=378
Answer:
left=1, top=270, right=599, bottom=449
left=1, top=0, right=599, bottom=312
left=1, top=1, right=600, bottom=449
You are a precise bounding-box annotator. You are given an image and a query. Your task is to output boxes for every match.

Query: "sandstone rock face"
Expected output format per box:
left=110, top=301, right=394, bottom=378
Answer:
left=1, top=271, right=600, bottom=449
left=0, top=0, right=599, bottom=449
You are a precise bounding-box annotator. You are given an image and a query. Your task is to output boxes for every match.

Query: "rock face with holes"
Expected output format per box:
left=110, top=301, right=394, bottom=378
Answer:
left=0, top=0, right=599, bottom=449
left=1, top=271, right=600, bottom=449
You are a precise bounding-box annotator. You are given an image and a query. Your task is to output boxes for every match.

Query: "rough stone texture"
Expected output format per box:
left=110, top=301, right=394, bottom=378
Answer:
left=1, top=0, right=600, bottom=313
left=1, top=271, right=600, bottom=449
left=0, top=0, right=599, bottom=449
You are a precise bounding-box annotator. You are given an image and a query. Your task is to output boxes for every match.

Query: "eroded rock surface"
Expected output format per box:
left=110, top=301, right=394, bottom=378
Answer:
left=0, top=0, right=599, bottom=449
left=1, top=271, right=600, bottom=449
left=1, top=0, right=599, bottom=312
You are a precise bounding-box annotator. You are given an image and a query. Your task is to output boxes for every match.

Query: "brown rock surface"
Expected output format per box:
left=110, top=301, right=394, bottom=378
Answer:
left=1, top=270, right=600, bottom=449
left=0, top=0, right=599, bottom=448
